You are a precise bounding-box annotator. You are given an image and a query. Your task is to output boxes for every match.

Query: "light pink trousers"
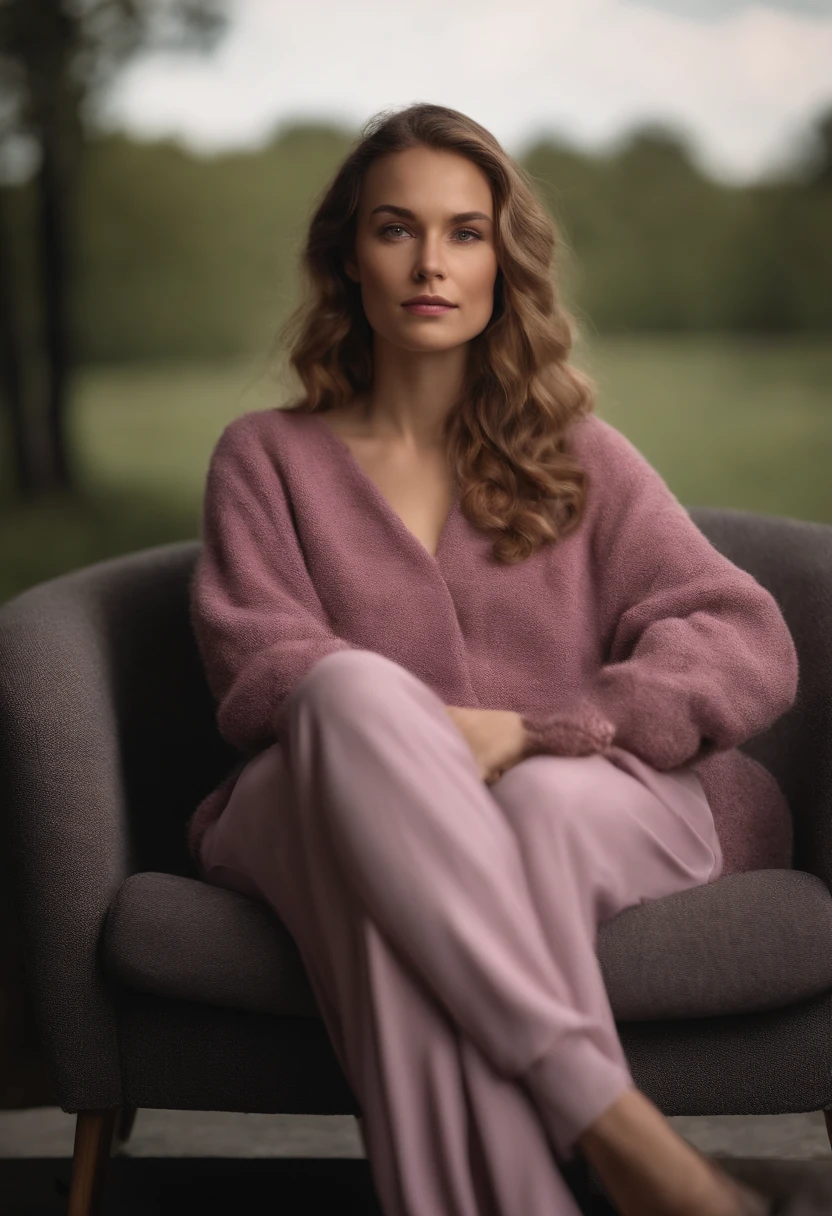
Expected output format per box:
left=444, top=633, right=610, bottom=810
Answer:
left=199, top=649, right=723, bottom=1216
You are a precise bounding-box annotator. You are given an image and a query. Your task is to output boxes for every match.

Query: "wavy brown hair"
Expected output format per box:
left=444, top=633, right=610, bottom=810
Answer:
left=267, top=101, right=597, bottom=564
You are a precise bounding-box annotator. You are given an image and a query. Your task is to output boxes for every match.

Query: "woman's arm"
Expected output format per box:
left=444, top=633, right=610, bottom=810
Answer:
left=520, top=417, right=799, bottom=772
left=190, top=415, right=355, bottom=755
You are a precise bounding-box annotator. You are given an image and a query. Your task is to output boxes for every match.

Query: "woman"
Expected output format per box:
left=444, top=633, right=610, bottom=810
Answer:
left=187, top=102, right=812, bottom=1215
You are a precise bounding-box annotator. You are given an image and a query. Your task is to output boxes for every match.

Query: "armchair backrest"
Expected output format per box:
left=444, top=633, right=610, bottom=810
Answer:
left=0, top=541, right=235, bottom=879
left=690, top=507, right=832, bottom=882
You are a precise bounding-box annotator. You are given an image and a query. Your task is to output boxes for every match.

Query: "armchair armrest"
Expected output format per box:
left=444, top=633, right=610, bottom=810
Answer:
left=0, top=553, right=157, bottom=1112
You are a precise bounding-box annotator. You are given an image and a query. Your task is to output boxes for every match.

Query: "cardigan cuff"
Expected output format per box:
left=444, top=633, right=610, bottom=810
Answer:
left=520, top=700, right=616, bottom=760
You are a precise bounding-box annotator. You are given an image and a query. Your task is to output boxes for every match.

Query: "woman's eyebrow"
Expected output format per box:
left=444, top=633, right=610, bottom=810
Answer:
left=369, top=204, right=493, bottom=224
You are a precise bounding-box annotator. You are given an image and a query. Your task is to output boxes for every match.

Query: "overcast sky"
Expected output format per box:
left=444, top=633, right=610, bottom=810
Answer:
left=97, top=0, right=832, bottom=184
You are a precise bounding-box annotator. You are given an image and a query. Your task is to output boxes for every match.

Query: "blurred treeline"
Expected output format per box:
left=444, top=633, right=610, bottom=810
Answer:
left=3, top=111, right=832, bottom=367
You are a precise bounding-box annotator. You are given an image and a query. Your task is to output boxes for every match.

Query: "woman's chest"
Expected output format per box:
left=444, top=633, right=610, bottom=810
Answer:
left=279, top=407, right=605, bottom=704
left=317, top=413, right=456, bottom=560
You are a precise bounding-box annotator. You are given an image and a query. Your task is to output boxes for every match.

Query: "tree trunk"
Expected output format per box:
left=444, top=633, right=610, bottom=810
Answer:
left=0, top=186, right=38, bottom=499
left=35, top=98, right=76, bottom=496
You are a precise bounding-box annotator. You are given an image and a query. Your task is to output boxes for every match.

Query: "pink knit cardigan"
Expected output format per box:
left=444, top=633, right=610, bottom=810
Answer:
left=185, top=405, right=799, bottom=880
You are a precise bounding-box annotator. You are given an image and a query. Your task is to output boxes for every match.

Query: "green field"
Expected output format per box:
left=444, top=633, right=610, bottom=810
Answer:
left=0, top=334, right=829, bottom=605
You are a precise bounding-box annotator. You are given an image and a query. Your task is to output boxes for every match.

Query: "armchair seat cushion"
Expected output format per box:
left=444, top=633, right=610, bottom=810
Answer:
left=103, top=869, right=832, bottom=1023
left=103, top=873, right=321, bottom=1018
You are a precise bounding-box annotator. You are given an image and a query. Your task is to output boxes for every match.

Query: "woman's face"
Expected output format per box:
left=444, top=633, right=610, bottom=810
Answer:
left=345, top=146, right=500, bottom=352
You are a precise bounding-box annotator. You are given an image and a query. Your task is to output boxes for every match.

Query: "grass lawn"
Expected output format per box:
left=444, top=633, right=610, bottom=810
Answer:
left=0, top=334, right=829, bottom=605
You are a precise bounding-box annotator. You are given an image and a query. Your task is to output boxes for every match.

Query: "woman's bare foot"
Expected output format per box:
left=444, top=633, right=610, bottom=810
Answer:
left=576, top=1086, right=771, bottom=1216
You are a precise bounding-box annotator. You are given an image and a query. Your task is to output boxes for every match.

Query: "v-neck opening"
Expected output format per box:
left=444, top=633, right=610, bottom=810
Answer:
left=304, top=410, right=458, bottom=564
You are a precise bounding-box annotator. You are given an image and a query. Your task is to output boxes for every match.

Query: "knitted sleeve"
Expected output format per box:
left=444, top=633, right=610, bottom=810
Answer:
left=520, top=418, right=799, bottom=771
left=189, top=415, right=355, bottom=755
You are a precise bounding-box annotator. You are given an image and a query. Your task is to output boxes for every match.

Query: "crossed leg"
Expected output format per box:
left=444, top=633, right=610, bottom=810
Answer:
left=199, top=649, right=722, bottom=1216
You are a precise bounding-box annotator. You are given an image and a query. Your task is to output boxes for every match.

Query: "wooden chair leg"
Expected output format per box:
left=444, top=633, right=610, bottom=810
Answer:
left=67, top=1109, right=118, bottom=1216
left=824, top=1108, right=832, bottom=1152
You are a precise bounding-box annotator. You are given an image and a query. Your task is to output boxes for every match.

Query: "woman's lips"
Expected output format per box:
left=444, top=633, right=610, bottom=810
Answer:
left=402, top=303, right=457, bottom=315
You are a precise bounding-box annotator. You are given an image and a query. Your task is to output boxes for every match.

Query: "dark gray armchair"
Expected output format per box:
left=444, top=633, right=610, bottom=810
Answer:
left=1, top=506, right=832, bottom=1216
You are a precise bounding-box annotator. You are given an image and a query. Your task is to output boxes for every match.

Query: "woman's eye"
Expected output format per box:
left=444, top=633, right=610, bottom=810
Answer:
left=380, top=224, right=481, bottom=243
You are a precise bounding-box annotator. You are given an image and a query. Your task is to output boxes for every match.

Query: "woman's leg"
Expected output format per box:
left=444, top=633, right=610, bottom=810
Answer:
left=487, top=747, right=722, bottom=1164
left=198, top=650, right=719, bottom=1212
left=199, top=651, right=593, bottom=1215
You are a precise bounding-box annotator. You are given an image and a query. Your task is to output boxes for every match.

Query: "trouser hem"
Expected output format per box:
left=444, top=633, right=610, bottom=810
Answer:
left=520, top=1031, right=635, bottom=1164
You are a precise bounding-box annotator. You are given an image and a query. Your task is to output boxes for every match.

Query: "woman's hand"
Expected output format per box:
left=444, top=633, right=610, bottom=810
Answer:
left=444, top=706, right=528, bottom=785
